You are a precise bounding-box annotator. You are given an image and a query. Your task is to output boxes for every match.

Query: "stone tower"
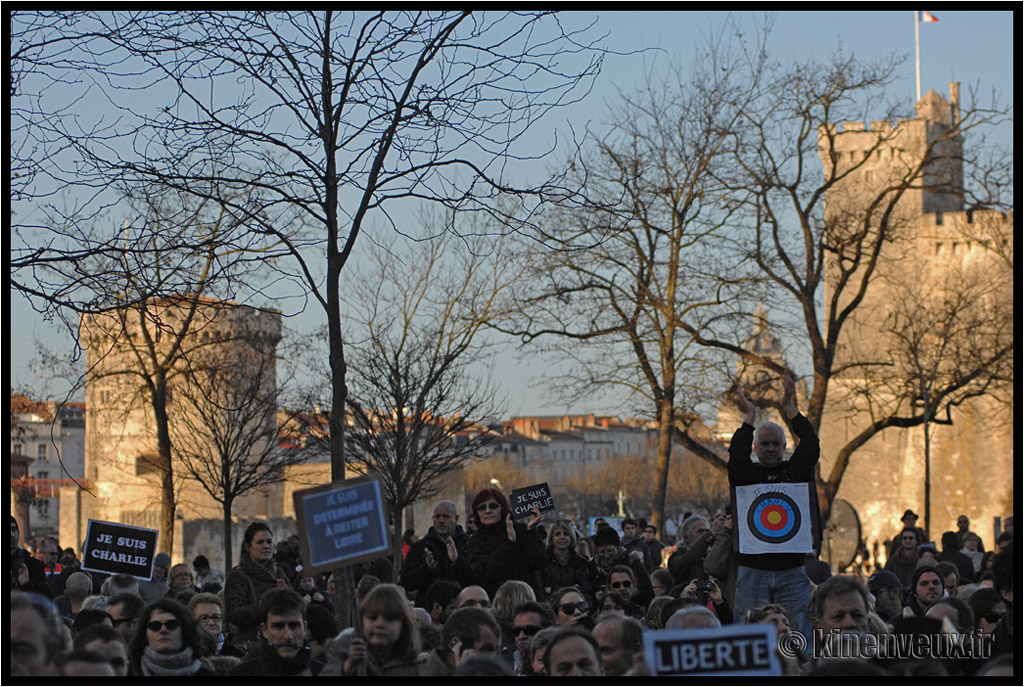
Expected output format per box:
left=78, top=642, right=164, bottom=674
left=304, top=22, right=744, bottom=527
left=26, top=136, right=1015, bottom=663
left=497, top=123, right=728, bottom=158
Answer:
left=71, top=296, right=283, bottom=561
left=815, top=84, right=1013, bottom=553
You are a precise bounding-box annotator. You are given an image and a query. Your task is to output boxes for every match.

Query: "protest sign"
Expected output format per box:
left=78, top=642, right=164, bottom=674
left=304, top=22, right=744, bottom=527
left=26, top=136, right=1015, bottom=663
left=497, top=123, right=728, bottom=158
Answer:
left=293, top=475, right=391, bottom=575
left=733, top=482, right=816, bottom=555
left=509, top=482, right=555, bottom=519
left=81, top=519, right=159, bottom=580
left=644, top=624, right=781, bottom=676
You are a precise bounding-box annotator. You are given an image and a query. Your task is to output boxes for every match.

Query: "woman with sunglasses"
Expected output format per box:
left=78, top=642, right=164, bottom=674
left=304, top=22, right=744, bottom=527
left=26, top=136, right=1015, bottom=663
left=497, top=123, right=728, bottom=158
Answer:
left=129, top=598, right=214, bottom=676
left=466, top=488, right=545, bottom=599
left=548, top=585, right=592, bottom=629
left=967, top=587, right=1007, bottom=636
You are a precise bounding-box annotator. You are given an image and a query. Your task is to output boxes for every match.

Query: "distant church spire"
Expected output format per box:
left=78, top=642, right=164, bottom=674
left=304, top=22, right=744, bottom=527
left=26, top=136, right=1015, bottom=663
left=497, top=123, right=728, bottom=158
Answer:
left=744, top=301, right=782, bottom=359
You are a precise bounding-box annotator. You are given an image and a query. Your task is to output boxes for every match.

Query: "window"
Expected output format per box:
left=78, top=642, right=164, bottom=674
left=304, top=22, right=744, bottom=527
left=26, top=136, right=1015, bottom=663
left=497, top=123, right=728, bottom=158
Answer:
left=13, top=443, right=24, bottom=455
left=38, top=443, right=48, bottom=461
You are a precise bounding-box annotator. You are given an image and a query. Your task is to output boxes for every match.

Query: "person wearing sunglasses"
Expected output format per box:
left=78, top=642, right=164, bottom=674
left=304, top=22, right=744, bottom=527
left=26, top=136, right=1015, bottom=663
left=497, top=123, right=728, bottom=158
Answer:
left=466, top=487, right=545, bottom=599
left=602, top=566, right=649, bottom=622
left=548, top=586, right=591, bottom=629
left=591, top=527, right=655, bottom=612
left=510, top=601, right=554, bottom=675
left=128, top=598, right=213, bottom=676
left=966, top=587, right=1007, bottom=636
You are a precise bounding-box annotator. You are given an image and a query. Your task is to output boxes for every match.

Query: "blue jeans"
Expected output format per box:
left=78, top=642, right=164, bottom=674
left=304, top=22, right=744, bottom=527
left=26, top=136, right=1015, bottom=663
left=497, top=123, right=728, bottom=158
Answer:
left=734, top=564, right=812, bottom=640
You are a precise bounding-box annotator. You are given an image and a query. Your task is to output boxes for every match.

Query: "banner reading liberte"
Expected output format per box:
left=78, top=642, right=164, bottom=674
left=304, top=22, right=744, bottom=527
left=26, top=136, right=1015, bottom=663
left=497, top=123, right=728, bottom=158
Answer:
left=644, top=624, right=782, bottom=676
left=293, top=475, right=391, bottom=575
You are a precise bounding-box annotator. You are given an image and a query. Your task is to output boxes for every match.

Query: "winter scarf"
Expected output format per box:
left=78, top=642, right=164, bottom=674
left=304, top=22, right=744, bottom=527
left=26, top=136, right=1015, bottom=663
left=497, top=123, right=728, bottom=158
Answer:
left=140, top=646, right=201, bottom=676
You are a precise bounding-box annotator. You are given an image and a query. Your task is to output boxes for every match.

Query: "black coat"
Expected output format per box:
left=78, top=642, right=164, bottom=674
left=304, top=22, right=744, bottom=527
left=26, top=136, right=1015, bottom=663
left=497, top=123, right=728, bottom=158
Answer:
left=12, top=547, right=51, bottom=598
left=541, top=547, right=598, bottom=601
left=399, top=526, right=472, bottom=607
left=227, top=639, right=324, bottom=676
left=467, top=519, right=545, bottom=598
left=728, top=414, right=820, bottom=571
left=224, top=556, right=289, bottom=636
left=667, top=531, right=716, bottom=586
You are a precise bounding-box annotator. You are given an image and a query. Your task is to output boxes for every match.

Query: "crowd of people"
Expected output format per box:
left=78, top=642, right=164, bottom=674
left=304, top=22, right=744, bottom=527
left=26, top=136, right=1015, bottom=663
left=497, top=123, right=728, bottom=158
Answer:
left=10, top=499, right=1014, bottom=677
left=9, top=377, right=1014, bottom=677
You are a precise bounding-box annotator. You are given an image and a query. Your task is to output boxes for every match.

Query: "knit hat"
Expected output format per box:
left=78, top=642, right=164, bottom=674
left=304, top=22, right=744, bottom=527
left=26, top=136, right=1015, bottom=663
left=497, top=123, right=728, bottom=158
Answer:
left=910, top=564, right=940, bottom=589
left=154, top=552, right=172, bottom=568
left=867, top=570, right=902, bottom=594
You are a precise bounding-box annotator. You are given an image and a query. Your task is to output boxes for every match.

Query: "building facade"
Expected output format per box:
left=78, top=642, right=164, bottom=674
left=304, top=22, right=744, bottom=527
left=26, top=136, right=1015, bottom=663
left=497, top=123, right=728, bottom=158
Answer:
left=66, top=296, right=294, bottom=568
left=816, top=85, right=1013, bottom=553
left=10, top=396, right=86, bottom=537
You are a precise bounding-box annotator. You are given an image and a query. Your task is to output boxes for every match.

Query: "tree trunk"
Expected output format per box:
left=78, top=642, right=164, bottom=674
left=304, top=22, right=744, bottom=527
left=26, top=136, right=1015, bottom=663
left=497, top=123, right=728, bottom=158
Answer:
left=327, top=212, right=359, bottom=627
left=152, top=374, right=175, bottom=556
left=392, top=501, right=405, bottom=584
left=223, top=498, right=233, bottom=572
left=651, top=397, right=674, bottom=530
left=923, top=412, right=932, bottom=538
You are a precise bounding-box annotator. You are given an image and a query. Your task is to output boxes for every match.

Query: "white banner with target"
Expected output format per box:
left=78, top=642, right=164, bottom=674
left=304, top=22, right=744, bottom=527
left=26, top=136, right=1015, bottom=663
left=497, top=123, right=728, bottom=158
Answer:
left=734, top=482, right=815, bottom=555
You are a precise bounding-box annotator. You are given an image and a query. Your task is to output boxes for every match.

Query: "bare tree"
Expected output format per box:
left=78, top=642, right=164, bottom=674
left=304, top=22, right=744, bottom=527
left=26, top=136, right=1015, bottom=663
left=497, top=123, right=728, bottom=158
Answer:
left=837, top=240, right=1012, bottom=533
left=336, top=233, right=511, bottom=581
left=170, top=333, right=309, bottom=570
left=13, top=11, right=604, bottom=626
left=76, top=189, right=269, bottom=553
left=11, top=12, right=272, bottom=336
left=494, top=36, right=763, bottom=529
left=668, top=49, right=1014, bottom=517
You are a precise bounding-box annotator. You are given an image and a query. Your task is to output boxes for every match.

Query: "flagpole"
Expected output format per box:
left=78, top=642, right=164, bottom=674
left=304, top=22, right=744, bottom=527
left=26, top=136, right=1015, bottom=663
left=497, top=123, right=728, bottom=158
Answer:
left=915, top=11, right=921, bottom=102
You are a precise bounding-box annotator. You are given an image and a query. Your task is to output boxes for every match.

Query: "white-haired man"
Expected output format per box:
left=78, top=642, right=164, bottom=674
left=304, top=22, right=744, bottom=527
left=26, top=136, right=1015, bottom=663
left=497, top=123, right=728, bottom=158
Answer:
left=729, top=374, right=820, bottom=641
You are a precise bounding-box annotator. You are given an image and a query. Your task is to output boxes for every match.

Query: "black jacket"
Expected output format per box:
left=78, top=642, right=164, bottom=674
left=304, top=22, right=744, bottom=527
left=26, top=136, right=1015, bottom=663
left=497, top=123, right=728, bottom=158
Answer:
left=728, top=414, right=820, bottom=571
left=467, top=520, right=545, bottom=598
left=399, top=526, right=472, bottom=607
left=227, top=638, right=324, bottom=676
left=11, top=547, right=51, bottom=598
left=541, top=547, right=598, bottom=601
left=667, top=531, right=716, bottom=586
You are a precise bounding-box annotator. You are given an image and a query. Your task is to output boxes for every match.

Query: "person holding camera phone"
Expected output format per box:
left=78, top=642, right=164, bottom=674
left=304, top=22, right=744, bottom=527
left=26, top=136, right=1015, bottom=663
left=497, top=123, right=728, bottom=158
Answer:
left=680, top=575, right=733, bottom=625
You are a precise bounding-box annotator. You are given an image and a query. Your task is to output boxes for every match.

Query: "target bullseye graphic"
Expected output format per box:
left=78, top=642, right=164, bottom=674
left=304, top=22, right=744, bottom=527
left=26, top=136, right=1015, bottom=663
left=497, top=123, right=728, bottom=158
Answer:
left=747, top=492, right=801, bottom=544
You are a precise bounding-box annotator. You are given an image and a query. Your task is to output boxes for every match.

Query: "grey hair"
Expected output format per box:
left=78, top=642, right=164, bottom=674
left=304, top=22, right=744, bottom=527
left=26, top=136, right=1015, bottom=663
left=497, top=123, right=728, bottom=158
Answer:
left=101, top=573, right=141, bottom=598
left=754, top=422, right=787, bottom=447
left=680, top=514, right=709, bottom=544
left=665, top=606, right=721, bottom=630
left=81, top=594, right=110, bottom=611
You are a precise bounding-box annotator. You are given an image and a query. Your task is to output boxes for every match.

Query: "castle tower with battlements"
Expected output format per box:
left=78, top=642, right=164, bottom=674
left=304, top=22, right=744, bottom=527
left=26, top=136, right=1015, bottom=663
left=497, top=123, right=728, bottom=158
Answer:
left=816, top=84, right=1013, bottom=553
left=65, top=296, right=293, bottom=566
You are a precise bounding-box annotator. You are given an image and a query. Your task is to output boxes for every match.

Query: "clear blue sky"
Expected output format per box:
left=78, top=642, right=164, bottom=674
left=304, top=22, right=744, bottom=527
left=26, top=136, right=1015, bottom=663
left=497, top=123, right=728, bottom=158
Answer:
left=9, top=10, right=1014, bottom=415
